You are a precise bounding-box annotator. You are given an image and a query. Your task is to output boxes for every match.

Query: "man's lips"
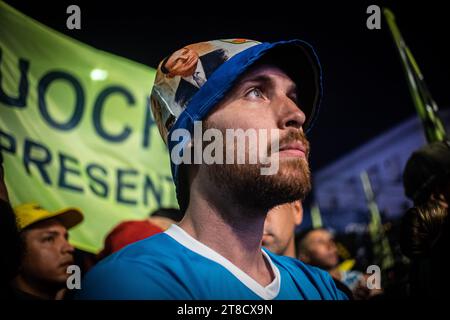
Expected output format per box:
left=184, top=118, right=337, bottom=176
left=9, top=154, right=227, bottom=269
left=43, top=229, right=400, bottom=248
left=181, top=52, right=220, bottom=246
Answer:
left=59, top=259, right=74, bottom=268
left=277, top=142, right=307, bottom=158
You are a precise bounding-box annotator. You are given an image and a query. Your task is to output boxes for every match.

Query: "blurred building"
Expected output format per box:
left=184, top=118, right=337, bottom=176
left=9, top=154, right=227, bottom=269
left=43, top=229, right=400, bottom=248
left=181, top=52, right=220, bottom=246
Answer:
left=302, top=109, right=450, bottom=234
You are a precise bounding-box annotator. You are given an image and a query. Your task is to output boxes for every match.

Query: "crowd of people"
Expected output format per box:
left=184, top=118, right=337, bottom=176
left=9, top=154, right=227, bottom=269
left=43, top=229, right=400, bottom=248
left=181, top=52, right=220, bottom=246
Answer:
left=1, top=141, right=449, bottom=300
left=1, top=38, right=449, bottom=300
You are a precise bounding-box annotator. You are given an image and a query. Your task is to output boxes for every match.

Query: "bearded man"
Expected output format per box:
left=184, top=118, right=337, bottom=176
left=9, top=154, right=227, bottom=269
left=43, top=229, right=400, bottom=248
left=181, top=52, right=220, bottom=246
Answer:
left=77, top=39, right=347, bottom=300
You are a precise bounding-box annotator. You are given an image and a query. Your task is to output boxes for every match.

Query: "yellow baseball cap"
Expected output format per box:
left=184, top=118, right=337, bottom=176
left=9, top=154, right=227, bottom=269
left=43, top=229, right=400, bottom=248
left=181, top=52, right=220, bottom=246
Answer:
left=14, top=202, right=83, bottom=231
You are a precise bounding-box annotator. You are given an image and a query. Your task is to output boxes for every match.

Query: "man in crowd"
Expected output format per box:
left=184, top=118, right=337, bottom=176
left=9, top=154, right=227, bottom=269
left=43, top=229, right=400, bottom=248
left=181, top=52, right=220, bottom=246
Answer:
left=262, top=200, right=303, bottom=257
left=78, top=39, right=347, bottom=299
left=297, top=228, right=382, bottom=299
left=401, top=140, right=450, bottom=297
left=297, top=228, right=339, bottom=272
left=11, top=203, right=83, bottom=300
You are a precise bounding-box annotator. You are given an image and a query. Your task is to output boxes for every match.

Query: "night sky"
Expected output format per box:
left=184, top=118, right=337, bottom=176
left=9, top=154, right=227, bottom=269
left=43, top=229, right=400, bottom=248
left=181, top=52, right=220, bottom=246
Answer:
left=5, top=0, right=450, bottom=172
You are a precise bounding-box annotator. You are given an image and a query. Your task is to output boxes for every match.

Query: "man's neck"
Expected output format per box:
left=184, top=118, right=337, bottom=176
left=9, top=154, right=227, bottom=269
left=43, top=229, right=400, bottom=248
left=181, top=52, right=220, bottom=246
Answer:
left=282, top=237, right=297, bottom=258
left=178, top=187, right=274, bottom=286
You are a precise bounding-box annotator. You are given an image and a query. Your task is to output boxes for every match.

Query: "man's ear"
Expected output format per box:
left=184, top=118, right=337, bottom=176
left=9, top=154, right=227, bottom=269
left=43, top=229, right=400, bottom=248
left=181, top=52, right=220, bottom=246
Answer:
left=293, top=200, right=303, bottom=226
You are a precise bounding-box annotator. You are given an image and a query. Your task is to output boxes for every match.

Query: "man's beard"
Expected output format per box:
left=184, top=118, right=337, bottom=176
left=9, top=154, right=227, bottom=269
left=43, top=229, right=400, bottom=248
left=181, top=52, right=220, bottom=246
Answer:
left=206, top=130, right=311, bottom=213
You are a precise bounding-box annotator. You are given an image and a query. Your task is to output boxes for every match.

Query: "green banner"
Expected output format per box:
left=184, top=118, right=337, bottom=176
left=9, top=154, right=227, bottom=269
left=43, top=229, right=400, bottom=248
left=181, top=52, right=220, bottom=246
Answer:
left=0, top=1, right=178, bottom=253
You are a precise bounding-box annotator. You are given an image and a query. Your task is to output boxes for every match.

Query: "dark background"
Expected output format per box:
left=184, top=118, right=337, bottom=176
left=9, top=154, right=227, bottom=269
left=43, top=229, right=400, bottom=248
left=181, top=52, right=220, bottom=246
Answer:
left=5, top=0, right=450, bottom=172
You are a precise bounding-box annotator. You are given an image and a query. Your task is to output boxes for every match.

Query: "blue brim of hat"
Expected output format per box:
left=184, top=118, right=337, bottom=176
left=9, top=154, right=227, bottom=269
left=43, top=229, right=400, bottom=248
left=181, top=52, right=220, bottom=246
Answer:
left=167, top=39, right=323, bottom=197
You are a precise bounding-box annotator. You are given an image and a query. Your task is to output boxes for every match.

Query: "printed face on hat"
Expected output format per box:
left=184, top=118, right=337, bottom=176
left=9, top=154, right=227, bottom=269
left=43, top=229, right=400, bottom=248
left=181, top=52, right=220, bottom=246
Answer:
left=151, top=40, right=260, bottom=145
left=19, top=218, right=75, bottom=287
left=201, top=62, right=312, bottom=208
left=162, top=47, right=199, bottom=78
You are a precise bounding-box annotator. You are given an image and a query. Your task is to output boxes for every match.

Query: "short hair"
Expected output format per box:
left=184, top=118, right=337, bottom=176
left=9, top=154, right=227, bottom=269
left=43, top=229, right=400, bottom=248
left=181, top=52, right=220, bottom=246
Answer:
left=403, top=140, right=450, bottom=204
left=400, top=200, right=448, bottom=259
left=149, top=207, right=184, bottom=222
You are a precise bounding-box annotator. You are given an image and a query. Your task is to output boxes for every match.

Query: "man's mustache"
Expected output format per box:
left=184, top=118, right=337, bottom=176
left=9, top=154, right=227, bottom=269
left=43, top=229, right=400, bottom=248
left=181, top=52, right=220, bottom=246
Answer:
left=269, top=130, right=310, bottom=158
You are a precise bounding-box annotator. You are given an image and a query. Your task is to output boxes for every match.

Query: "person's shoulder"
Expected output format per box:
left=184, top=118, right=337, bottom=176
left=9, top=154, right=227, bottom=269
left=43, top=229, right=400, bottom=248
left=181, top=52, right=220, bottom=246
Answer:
left=76, top=233, right=187, bottom=300
left=113, top=231, right=176, bottom=259
left=265, top=250, right=349, bottom=300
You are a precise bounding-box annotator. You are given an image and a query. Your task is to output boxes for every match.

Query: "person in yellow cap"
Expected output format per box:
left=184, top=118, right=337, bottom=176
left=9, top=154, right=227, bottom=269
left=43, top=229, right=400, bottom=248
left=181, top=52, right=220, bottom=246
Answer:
left=10, top=203, right=83, bottom=300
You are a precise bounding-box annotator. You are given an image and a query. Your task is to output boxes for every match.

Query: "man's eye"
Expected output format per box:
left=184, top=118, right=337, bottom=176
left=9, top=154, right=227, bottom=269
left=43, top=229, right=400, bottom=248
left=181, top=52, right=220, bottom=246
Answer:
left=246, top=88, right=263, bottom=99
left=43, top=236, right=54, bottom=243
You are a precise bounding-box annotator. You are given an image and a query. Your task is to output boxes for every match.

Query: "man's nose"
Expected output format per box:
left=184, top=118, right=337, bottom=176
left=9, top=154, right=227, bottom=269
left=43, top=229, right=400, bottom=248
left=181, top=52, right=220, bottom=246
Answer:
left=276, top=95, right=306, bottom=130
left=62, top=239, right=75, bottom=255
